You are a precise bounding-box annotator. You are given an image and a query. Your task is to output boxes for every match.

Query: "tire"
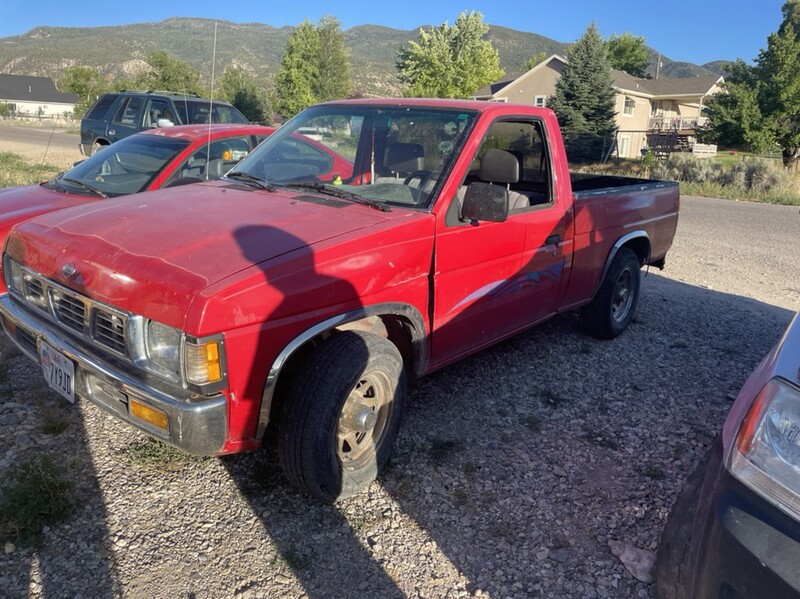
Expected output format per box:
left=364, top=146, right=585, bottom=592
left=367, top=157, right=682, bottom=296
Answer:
left=581, top=247, right=641, bottom=339
left=655, top=444, right=720, bottom=598
left=90, top=141, right=105, bottom=156
left=278, top=331, right=406, bottom=503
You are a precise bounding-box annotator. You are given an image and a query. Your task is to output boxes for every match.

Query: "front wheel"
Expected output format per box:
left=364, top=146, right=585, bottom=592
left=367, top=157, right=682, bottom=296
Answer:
left=581, top=247, right=641, bottom=339
left=278, top=331, right=406, bottom=502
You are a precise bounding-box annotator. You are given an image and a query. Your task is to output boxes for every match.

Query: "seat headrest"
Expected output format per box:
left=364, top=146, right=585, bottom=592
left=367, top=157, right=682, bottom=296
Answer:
left=385, top=142, right=424, bottom=173
left=479, top=149, right=519, bottom=184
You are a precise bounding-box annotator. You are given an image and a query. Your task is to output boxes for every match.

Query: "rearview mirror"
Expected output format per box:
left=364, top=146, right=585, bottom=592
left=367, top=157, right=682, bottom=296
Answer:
left=462, top=182, right=509, bottom=224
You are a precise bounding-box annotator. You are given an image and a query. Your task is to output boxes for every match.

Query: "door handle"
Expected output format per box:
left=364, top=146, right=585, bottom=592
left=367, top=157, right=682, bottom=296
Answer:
left=545, top=234, right=561, bottom=245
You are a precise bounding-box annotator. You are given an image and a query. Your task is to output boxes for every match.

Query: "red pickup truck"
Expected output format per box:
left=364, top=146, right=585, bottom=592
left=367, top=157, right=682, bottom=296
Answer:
left=0, top=99, right=679, bottom=501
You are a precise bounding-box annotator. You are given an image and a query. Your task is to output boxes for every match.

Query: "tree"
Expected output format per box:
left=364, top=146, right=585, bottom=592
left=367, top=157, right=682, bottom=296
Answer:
left=396, top=11, right=504, bottom=98
left=547, top=22, right=617, bottom=157
left=606, top=32, right=650, bottom=78
left=274, top=20, right=320, bottom=118
left=314, top=16, right=352, bottom=103
left=522, top=51, right=548, bottom=72
left=274, top=17, right=353, bottom=119
left=218, top=65, right=273, bottom=124
left=136, top=51, right=207, bottom=96
left=59, top=66, right=107, bottom=117
left=701, top=0, right=800, bottom=168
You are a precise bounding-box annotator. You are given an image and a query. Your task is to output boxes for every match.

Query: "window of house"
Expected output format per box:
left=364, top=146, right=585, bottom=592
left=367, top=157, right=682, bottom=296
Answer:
left=623, top=97, right=635, bottom=117
left=534, top=95, right=547, bottom=107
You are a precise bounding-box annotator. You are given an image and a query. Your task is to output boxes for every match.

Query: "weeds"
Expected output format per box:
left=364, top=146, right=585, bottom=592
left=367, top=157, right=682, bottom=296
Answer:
left=117, top=438, right=210, bottom=472
left=451, top=487, right=468, bottom=506
left=42, top=408, right=70, bottom=435
left=0, top=454, right=74, bottom=546
left=642, top=464, right=666, bottom=480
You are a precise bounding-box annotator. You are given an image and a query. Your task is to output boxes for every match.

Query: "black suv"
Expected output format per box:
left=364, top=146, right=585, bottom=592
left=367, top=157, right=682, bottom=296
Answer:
left=79, top=91, right=249, bottom=155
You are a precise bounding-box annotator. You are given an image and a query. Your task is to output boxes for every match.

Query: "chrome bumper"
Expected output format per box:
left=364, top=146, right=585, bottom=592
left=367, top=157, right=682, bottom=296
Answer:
left=0, top=294, right=228, bottom=456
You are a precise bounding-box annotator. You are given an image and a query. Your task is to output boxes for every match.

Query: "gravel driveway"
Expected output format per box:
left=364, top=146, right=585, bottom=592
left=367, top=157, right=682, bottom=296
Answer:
left=1, top=196, right=798, bottom=599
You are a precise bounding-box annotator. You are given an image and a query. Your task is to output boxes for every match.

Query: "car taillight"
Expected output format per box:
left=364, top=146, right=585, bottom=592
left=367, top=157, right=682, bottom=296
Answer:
left=729, top=378, right=800, bottom=521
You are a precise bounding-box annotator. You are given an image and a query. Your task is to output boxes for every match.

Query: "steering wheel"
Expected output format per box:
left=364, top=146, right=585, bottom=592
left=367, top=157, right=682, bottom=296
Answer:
left=403, top=170, right=431, bottom=189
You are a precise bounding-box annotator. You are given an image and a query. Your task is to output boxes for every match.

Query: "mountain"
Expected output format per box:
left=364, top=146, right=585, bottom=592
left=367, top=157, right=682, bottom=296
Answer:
left=0, top=17, right=722, bottom=96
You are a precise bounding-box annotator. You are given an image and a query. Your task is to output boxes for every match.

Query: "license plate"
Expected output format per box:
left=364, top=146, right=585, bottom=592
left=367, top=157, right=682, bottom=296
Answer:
left=40, top=341, right=75, bottom=403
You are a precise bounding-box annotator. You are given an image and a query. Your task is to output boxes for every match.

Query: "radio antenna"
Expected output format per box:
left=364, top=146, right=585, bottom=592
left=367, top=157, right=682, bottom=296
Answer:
left=204, top=21, right=218, bottom=180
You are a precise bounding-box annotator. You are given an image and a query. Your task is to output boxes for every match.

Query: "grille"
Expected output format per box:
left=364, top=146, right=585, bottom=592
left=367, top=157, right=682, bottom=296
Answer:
left=16, top=269, right=130, bottom=358
left=94, top=310, right=126, bottom=353
left=52, top=290, right=87, bottom=333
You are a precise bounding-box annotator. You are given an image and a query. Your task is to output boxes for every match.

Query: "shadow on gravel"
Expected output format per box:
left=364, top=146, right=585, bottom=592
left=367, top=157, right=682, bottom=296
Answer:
left=3, top=274, right=794, bottom=598
left=221, top=272, right=794, bottom=598
left=0, top=341, right=121, bottom=598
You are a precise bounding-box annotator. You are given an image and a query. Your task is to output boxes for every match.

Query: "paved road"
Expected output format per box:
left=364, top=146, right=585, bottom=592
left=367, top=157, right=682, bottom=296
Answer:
left=670, top=195, right=800, bottom=309
left=0, top=125, right=79, bottom=152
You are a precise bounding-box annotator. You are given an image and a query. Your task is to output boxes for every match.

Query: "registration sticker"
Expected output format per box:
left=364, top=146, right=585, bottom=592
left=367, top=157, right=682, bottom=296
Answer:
left=39, top=341, right=75, bottom=403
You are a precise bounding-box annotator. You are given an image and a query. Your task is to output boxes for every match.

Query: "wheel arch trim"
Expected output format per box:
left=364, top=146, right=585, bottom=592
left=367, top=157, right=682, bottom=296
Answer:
left=255, top=302, right=427, bottom=439
left=593, top=230, right=650, bottom=299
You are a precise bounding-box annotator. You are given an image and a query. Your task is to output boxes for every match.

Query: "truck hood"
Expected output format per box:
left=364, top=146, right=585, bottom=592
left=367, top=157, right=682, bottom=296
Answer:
left=6, top=181, right=404, bottom=326
left=0, top=183, right=95, bottom=233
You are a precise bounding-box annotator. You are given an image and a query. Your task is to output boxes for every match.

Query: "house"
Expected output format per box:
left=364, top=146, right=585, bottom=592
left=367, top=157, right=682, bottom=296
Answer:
left=472, top=55, right=724, bottom=159
left=0, top=74, right=79, bottom=120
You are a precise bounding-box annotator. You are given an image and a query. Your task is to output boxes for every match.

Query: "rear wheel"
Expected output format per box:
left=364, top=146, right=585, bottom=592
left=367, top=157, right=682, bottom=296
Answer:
left=581, top=247, right=641, bottom=339
left=90, top=141, right=106, bottom=156
left=278, top=331, right=406, bottom=502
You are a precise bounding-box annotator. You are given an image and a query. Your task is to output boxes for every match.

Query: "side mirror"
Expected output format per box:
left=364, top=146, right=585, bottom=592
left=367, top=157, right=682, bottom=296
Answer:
left=157, top=118, right=175, bottom=128
left=462, top=182, right=509, bottom=224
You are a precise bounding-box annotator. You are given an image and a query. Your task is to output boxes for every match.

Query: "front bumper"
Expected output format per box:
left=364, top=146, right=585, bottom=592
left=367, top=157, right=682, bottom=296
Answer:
left=657, top=438, right=800, bottom=598
left=0, top=294, right=228, bottom=456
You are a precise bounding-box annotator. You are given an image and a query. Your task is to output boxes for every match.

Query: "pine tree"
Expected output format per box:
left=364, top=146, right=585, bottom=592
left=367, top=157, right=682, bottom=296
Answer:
left=547, top=23, right=617, bottom=161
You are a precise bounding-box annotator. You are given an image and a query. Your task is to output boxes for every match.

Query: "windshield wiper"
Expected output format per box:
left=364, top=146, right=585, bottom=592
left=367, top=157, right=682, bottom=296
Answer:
left=61, top=177, right=108, bottom=198
left=224, top=171, right=276, bottom=192
left=284, top=182, right=391, bottom=212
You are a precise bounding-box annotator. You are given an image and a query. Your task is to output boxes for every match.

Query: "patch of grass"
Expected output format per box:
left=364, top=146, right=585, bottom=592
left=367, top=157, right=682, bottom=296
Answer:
left=0, top=454, right=74, bottom=546
left=462, top=461, right=477, bottom=475
left=0, top=151, right=61, bottom=189
left=429, top=438, right=463, bottom=463
left=539, top=387, right=566, bottom=407
left=117, top=438, right=210, bottom=472
left=642, top=464, right=666, bottom=480
left=579, top=344, right=591, bottom=355
left=42, top=409, right=70, bottom=435
left=0, top=361, right=8, bottom=385
left=670, top=341, right=689, bottom=349
left=272, top=548, right=312, bottom=571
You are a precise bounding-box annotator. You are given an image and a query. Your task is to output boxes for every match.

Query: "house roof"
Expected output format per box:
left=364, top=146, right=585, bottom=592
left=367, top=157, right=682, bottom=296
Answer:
left=472, top=54, right=567, bottom=99
left=612, top=71, right=723, bottom=97
left=474, top=56, right=723, bottom=101
left=0, top=74, right=79, bottom=104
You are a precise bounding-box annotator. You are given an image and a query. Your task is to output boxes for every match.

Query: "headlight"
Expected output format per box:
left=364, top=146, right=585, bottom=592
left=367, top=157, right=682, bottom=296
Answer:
left=146, top=320, right=182, bottom=376
left=4, top=255, right=24, bottom=293
left=729, top=378, right=800, bottom=521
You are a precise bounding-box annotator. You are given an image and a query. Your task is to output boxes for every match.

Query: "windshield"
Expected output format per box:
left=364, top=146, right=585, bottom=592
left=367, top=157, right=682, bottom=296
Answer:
left=172, top=100, right=249, bottom=125
left=46, top=135, right=190, bottom=197
left=231, top=104, right=478, bottom=209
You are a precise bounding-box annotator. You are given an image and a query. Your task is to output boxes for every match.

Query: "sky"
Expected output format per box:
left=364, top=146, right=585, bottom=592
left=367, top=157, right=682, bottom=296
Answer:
left=0, top=0, right=788, bottom=66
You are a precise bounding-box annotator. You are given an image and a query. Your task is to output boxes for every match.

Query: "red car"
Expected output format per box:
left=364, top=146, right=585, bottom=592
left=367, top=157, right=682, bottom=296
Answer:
left=0, top=124, right=276, bottom=276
